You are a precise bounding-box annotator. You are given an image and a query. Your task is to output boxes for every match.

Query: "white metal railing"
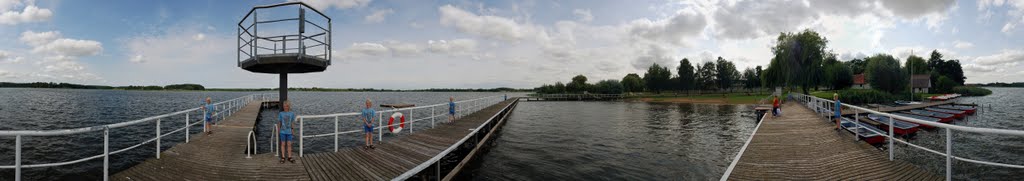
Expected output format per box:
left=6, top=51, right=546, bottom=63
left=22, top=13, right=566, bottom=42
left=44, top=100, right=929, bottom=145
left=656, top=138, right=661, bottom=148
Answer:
left=295, top=95, right=506, bottom=157
left=0, top=93, right=276, bottom=181
left=791, top=93, right=1024, bottom=181
left=393, top=97, right=520, bottom=180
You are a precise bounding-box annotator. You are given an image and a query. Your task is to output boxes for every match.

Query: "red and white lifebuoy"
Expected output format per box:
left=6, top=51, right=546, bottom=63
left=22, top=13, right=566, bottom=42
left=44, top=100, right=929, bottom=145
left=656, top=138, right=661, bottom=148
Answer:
left=389, top=112, right=405, bottom=133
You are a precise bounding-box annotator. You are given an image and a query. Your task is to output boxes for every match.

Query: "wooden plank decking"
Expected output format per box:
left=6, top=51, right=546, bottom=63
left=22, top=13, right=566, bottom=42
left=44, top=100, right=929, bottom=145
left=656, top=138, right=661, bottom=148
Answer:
left=727, top=102, right=941, bottom=180
left=113, top=98, right=517, bottom=181
left=113, top=101, right=309, bottom=180
left=300, top=99, right=516, bottom=180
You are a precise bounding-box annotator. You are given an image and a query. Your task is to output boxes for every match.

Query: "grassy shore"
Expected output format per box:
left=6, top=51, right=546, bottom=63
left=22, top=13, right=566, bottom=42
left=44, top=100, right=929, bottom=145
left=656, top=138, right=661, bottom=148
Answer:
left=626, top=92, right=772, bottom=105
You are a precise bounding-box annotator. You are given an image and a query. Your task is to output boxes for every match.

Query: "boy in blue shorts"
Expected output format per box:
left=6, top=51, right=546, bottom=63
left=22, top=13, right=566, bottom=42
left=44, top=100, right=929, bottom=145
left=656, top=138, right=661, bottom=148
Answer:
left=362, top=99, right=376, bottom=149
left=279, top=101, right=296, bottom=163
left=448, top=97, right=456, bottom=123
left=202, top=97, right=215, bottom=135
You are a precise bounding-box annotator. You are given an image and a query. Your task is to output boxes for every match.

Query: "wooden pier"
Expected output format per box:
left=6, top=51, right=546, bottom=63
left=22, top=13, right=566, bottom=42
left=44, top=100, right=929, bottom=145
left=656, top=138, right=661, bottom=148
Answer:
left=724, top=102, right=940, bottom=180
left=113, top=99, right=519, bottom=180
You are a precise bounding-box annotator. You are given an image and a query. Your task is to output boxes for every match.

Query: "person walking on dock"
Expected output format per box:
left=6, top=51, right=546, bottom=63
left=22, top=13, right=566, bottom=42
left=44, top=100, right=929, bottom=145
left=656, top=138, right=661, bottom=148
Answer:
left=448, top=96, right=456, bottom=123
left=833, top=93, right=842, bottom=131
left=202, top=97, right=215, bottom=135
left=362, top=99, right=376, bottom=149
left=772, top=95, right=780, bottom=117
left=278, top=101, right=296, bottom=163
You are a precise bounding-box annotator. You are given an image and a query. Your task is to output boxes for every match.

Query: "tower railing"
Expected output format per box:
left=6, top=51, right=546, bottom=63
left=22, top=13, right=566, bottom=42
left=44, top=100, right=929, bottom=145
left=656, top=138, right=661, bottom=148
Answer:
left=237, top=2, right=331, bottom=66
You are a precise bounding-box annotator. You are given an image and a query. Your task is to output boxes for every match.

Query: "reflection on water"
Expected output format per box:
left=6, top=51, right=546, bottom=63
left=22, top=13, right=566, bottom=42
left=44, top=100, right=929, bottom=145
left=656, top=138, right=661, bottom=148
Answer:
left=470, top=101, right=757, bottom=180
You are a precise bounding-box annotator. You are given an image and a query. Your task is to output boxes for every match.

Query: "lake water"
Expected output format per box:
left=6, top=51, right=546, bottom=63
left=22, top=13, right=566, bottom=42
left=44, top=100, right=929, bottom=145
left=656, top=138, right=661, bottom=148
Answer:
left=468, top=101, right=758, bottom=180
left=2, top=87, right=1022, bottom=180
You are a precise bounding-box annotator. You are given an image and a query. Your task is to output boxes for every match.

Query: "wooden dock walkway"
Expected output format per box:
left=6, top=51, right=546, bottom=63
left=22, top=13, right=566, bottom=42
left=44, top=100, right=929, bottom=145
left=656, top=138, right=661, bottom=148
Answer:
left=725, top=102, right=941, bottom=180
left=113, top=98, right=518, bottom=180
left=113, top=101, right=309, bottom=180
left=301, top=99, right=517, bottom=180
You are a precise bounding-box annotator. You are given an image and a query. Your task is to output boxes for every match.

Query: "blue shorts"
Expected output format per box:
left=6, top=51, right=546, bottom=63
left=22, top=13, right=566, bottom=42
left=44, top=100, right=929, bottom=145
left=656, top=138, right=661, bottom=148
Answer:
left=364, top=125, right=374, bottom=133
left=205, top=116, right=213, bottom=123
left=449, top=110, right=455, bottom=115
left=279, top=133, right=293, bottom=142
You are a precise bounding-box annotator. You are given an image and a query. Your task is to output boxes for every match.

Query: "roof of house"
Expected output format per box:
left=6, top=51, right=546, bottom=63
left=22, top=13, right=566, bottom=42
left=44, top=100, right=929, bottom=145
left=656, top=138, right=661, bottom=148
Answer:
left=853, top=74, right=867, bottom=85
left=911, top=74, right=931, bottom=88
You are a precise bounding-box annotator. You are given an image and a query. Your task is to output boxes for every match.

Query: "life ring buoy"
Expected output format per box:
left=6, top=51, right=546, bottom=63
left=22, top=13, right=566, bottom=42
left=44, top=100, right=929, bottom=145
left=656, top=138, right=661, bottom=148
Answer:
left=389, top=112, right=405, bottom=133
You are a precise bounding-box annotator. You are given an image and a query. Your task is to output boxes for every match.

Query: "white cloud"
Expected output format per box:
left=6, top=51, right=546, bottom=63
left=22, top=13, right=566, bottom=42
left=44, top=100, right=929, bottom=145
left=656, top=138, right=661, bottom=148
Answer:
left=953, top=40, right=974, bottom=49
left=711, top=0, right=815, bottom=40
left=19, top=30, right=60, bottom=46
left=427, top=39, right=477, bottom=55
left=974, top=49, right=1024, bottom=65
left=572, top=9, right=593, bottom=22
left=192, top=33, right=206, bottom=41
left=31, top=39, right=103, bottom=56
left=963, top=63, right=997, bottom=73
left=383, top=40, right=421, bottom=56
left=439, top=5, right=538, bottom=41
left=130, top=54, right=145, bottom=63
left=125, top=26, right=230, bottom=64
left=337, top=42, right=390, bottom=59
left=19, top=30, right=103, bottom=57
left=1003, top=22, right=1017, bottom=34
left=0, top=5, right=52, bottom=25
left=628, top=8, right=706, bottom=45
left=288, top=0, right=371, bottom=10
left=364, top=9, right=393, bottom=23
left=878, top=0, right=955, bottom=19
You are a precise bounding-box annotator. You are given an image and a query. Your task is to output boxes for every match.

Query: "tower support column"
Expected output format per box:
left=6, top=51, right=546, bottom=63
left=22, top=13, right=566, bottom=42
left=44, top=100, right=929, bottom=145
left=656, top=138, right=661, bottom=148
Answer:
left=280, top=73, right=288, bottom=103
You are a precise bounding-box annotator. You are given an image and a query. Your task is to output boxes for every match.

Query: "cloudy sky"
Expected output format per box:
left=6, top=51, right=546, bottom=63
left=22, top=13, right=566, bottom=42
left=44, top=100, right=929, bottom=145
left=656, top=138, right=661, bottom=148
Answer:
left=0, top=0, right=1022, bottom=89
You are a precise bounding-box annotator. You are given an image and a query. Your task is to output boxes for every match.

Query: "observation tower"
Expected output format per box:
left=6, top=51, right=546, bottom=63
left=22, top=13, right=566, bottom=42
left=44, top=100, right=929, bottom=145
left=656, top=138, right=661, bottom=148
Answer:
left=238, top=2, right=331, bottom=102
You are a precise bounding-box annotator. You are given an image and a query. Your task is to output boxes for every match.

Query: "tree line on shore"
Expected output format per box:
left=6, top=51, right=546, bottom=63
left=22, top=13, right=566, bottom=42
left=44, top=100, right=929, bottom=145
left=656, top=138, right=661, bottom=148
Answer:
left=535, top=29, right=984, bottom=102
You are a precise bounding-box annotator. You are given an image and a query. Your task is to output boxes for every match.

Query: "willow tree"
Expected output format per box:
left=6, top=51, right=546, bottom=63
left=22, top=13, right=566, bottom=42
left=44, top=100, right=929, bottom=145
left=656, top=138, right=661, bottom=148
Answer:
left=770, top=29, right=829, bottom=94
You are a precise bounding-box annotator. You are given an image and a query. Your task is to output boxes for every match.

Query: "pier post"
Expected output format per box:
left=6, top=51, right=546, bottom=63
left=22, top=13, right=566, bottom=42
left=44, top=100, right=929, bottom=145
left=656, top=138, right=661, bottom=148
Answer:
left=156, top=118, right=161, bottom=159
left=203, top=109, right=207, bottom=133
left=299, top=117, right=303, bottom=157
left=431, top=107, right=435, bottom=128
left=379, top=113, right=383, bottom=142
left=405, top=108, right=409, bottom=132
left=888, top=115, right=894, bottom=161
left=946, top=128, right=952, bottom=181
left=854, top=109, right=859, bottom=141
left=335, top=116, right=339, bottom=152
left=15, top=135, right=21, bottom=181
left=280, top=73, right=288, bottom=102
left=103, top=128, right=109, bottom=181
left=185, top=113, right=190, bottom=143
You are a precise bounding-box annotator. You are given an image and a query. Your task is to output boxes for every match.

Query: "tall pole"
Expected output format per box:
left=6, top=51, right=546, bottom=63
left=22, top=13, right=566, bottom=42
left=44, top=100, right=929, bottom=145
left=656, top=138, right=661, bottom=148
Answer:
left=280, top=73, right=288, bottom=103
left=910, top=49, right=914, bottom=101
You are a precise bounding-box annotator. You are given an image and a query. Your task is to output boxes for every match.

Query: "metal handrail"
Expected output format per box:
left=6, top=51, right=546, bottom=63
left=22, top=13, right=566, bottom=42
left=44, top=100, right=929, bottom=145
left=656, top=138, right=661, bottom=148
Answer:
left=295, top=95, right=506, bottom=157
left=0, top=93, right=276, bottom=180
left=237, top=2, right=331, bottom=66
left=393, top=98, right=519, bottom=180
left=790, top=93, right=1024, bottom=180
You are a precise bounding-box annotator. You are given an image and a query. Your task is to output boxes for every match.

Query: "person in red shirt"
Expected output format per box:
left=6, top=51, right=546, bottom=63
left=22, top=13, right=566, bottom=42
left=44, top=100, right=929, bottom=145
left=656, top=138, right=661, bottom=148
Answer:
left=772, top=95, right=780, bottom=117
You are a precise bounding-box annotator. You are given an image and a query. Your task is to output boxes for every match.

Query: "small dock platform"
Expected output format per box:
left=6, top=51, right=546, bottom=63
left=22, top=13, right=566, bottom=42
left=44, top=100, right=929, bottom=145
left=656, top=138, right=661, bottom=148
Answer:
left=724, top=102, right=940, bottom=180
left=839, top=100, right=955, bottom=116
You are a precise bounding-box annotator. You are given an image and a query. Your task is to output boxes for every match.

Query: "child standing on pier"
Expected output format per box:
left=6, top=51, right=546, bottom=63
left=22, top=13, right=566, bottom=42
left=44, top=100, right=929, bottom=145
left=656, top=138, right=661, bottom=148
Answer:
left=279, top=101, right=296, bottom=163
left=448, top=97, right=456, bottom=123
left=833, top=93, right=842, bottom=131
left=362, top=99, right=376, bottom=149
left=772, top=95, right=780, bottom=117
left=203, top=97, right=215, bottom=135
